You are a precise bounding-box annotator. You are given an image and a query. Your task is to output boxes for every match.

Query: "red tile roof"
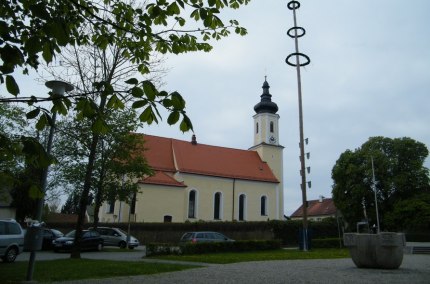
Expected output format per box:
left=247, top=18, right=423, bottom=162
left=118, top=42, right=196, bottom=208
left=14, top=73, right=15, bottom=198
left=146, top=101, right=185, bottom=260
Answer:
left=290, top=198, right=337, bottom=218
left=136, top=134, right=279, bottom=183
left=140, top=171, right=187, bottom=187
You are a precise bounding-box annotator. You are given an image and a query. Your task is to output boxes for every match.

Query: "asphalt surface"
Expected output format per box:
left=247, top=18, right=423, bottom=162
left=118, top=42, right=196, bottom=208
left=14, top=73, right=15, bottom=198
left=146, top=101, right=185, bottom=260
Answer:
left=15, top=248, right=430, bottom=283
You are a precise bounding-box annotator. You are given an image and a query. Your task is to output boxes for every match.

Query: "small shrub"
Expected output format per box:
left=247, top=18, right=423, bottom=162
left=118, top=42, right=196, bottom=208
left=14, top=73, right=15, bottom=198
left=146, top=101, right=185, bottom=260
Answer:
left=312, top=238, right=343, bottom=248
left=146, top=243, right=181, bottom=256
left=180, top=240, right=281, bottom=255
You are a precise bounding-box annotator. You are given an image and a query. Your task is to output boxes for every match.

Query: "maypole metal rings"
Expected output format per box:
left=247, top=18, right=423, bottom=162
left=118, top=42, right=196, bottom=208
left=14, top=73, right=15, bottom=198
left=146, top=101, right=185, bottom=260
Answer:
left=287, top=0, right=300, bottom=10
left=287, top=27, right=306, bottom=38
left=286, top=0, right=310, bottom=67
left=286, top=53, right=310, bottom=67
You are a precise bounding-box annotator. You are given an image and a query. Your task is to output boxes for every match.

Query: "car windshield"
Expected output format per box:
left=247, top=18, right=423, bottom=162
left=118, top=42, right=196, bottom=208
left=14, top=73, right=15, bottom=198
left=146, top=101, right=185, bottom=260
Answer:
left=65, top=230, right=76, bottom=238
left=181, top=233, right=193, bottom=240
left=116, top=228, right=127, bottom=235
left=51, top=229, right=64, bottom=237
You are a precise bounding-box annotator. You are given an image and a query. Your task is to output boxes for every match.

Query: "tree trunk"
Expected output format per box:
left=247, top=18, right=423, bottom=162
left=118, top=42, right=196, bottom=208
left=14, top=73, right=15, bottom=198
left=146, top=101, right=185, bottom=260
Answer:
left=70, top=133, right=100, bottom=258
left=70, top=95, right=107, bottom=259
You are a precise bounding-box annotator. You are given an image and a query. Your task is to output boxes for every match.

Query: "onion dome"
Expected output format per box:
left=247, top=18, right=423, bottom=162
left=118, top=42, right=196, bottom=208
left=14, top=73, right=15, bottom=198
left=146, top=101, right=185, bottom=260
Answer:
left=254, top=77, right=278, bottom=114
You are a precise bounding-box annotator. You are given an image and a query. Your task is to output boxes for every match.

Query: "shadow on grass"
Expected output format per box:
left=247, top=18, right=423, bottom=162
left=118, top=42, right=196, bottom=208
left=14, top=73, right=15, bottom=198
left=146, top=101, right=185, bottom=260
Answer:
left=0, top=259, right=199, bottom=283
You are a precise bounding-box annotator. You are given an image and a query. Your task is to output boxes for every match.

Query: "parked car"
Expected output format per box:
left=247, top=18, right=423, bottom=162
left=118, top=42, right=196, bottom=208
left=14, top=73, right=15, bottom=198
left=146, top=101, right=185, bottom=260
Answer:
left=42, top=228, right=64, bottom=250
left=90, top=227, right=139, bottom=249
left=0, top=219, right=25, bottom=263
left=180, top=231, right=234, bottom=243
left=53, top=230, right=103, bottom=252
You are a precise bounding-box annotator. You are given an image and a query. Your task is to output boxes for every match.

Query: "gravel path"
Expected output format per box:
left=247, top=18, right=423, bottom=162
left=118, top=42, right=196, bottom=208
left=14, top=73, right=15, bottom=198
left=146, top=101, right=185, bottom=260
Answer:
left=51, top=254, right=430, bottom=284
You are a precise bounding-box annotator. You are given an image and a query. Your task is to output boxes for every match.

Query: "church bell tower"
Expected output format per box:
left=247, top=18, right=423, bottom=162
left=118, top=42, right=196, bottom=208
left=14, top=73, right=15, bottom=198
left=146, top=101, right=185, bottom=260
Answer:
left=249, top=77, right=284, bottom=219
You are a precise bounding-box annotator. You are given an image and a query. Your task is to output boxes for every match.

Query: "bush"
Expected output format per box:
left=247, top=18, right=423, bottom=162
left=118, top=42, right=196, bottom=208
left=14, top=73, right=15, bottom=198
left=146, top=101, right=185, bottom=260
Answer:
left=180, top=240, right=281, bottom=255
left=312, top=238, right=343, bottom=249
left=146, top=243, right=181, bottom=256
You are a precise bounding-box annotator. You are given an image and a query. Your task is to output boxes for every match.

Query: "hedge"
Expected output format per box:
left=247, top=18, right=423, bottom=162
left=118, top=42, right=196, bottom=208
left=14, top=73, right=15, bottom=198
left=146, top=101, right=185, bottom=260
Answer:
left=146, top=240, right=281, bottom=256
left=312, top=238, right=343, bottom=248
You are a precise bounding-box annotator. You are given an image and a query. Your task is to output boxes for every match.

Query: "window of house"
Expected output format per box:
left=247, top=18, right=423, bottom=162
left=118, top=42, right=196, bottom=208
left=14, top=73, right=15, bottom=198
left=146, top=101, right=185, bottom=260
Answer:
left=270, top=121, right=274, bottom=133
left=239, top=194, right=246, bottom=221
left=214, top=192, right=222, bottom=220
left=261, top=196, right=267, bottom=216
left=188, top=190, right=197, bottom=218
left=164, top=215, right=172, bottom=223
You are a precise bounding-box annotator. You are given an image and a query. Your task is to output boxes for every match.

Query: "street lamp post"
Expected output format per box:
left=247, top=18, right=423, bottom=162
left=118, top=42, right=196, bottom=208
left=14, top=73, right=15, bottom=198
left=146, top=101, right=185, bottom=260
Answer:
left=26, top=80, right=73, bottom=281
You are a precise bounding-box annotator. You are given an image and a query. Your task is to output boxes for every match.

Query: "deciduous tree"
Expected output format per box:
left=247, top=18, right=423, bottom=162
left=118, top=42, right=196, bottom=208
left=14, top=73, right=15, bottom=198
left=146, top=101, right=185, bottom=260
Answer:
left=331, top=136, right=430, bottom=230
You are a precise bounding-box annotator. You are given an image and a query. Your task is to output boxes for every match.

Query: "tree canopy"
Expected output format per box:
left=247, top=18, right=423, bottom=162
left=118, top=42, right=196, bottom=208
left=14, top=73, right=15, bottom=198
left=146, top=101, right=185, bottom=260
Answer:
left=1, top=0, right=250, bottom=184
left=331, top=136, right=430, bottom=231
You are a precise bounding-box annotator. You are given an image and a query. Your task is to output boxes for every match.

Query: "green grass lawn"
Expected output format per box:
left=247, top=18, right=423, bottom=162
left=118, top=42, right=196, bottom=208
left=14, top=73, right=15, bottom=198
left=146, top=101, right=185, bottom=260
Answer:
left=150, top=248, right=350, bottom=264
left=0, top=259, right=199, bottom=283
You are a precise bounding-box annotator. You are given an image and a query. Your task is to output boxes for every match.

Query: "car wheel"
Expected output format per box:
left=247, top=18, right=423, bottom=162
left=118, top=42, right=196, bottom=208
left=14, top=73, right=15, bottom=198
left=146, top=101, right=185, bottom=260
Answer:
left=97, top=243, right=103, bottom=251
left=119, top=241, right=127, bottom=249
left=4, top=247, right=18, bottom=263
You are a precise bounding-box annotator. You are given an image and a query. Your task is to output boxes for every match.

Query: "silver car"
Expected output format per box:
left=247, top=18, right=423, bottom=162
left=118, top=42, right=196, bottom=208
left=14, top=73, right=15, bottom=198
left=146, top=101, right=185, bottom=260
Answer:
left=90, top=227, right=139, bottom=249
left=180, top=231, right=234, bottom=243
left=0, top=219, right=25, bottom=262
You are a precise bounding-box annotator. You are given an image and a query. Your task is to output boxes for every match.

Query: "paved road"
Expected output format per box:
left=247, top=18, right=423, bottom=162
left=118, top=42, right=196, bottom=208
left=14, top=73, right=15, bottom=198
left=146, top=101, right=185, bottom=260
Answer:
left=16, top=248, right=430, bottom=283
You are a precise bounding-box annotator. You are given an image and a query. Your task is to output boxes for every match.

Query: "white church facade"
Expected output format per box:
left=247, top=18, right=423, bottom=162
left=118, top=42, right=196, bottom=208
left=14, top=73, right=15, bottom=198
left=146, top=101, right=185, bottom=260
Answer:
left=99, top=79, right=284, bottom=223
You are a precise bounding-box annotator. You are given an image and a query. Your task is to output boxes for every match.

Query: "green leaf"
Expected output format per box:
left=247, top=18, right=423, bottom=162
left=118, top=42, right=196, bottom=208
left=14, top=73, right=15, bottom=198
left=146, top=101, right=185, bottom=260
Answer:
left=131, top=86, right=144, bottom=98
left=162, top=98, right=173, bottom=108
left=132, top=100, right=148, bottom=109
left=167, top=2, right=180, bottom=15
left=42, top=42, right=53, bottom=63
left=170, top=91, right=186, bottom=110
left=26, top=108, right=40, bottom=119
left=36, top=114, right=48, bottom=130
left=92, top=117, right=110, bottom=134
left=125, top=78, right=138, bottom=85
left=180, top=114, right=193, bottom=132
left=142, top=81, right=156, bottom=101
left=167, top=111, right=180, bottom=125
left=5, top=75, right=20, bottom=96
left=139, top=106, right=154, bottom=124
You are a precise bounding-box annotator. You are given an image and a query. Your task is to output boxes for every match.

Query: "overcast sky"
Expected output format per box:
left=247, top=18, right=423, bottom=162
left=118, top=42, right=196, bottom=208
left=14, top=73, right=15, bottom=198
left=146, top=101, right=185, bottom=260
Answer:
left=3, top=1, right=429, bottom=216
left=144, top=0, right=430, bottom=215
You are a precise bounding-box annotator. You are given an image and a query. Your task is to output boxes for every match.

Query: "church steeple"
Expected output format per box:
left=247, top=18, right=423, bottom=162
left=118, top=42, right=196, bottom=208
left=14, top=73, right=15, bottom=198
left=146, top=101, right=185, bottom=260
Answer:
left=254, top=77, right=279, bottom=114
left=249, top=77, right=284, bottom=220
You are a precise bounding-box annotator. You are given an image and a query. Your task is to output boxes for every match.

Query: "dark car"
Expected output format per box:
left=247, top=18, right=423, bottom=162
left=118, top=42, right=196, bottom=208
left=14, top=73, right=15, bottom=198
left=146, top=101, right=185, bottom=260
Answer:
left=180, top=231, right=234, bottom=243
left=42, top=228, right=64, bottom=250
left=53, top=230, right=103, bottom=252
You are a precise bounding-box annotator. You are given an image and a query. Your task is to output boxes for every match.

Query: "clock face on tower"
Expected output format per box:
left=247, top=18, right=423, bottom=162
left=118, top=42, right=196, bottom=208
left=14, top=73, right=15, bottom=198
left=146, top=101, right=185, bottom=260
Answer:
left=269, top=135, right=277, bottom=144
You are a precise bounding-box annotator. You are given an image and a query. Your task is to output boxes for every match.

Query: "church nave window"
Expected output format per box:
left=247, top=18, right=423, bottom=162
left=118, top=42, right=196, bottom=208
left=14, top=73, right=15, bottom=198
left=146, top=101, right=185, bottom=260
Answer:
left=188, top=190, right=197, bottom=218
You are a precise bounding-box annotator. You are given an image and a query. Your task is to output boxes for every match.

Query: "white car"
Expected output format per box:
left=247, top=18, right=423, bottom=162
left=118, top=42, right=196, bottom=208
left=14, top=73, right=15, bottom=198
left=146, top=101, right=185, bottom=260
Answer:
left=0, top=219, right=25, bottom=262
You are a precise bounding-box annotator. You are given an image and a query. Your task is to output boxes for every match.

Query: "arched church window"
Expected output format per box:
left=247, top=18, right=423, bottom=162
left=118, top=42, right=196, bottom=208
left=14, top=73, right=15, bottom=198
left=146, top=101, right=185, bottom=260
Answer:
left=239, top=194, right=246, bottom=221
left=261, top=196, right=267, bottom=216
left=256, top=122, right=259, bottom=134
left=270, top=121, right=274, bottom=133
left=214, top=192, right=222, bottom=220
left=188, top=190, right=197, bottom=218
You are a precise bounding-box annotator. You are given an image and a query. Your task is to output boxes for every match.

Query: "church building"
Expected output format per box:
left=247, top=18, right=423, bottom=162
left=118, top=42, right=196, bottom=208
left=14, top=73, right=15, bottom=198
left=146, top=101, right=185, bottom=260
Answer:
left=99, top=79, right=284, bottom=223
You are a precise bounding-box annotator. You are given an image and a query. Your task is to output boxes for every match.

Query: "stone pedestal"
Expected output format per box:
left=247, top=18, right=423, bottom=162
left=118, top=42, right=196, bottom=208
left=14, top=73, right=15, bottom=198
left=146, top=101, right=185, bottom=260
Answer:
left=343, top=232, right=405, bottom=269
